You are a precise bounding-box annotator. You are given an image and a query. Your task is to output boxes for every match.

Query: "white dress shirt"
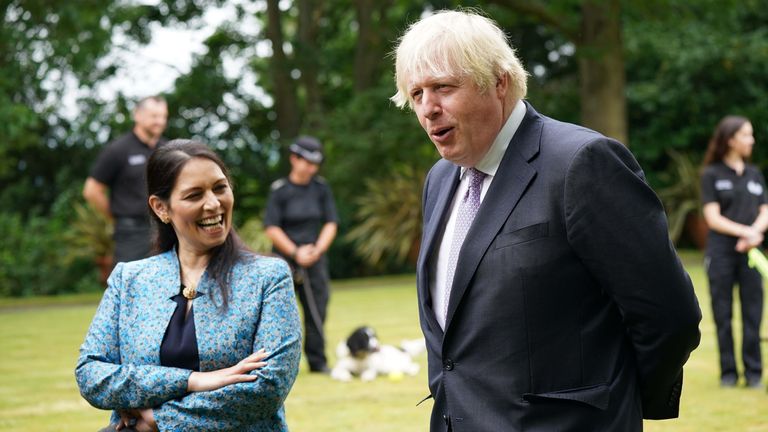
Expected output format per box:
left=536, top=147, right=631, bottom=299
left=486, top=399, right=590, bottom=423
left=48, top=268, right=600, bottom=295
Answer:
left=430, top=99, right=527, bottom=330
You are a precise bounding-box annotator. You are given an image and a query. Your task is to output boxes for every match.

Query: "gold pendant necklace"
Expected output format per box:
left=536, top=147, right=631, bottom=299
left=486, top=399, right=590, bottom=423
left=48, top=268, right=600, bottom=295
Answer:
left=182, top=284, right=196, bottom=300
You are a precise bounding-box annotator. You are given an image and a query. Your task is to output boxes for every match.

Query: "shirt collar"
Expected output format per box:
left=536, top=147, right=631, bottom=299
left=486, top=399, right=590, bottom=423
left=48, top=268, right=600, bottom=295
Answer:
left=460, top=99, right=527, bottom=179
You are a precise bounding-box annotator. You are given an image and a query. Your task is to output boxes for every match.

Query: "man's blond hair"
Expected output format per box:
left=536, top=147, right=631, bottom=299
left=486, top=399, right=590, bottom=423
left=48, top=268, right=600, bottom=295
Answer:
left=391, top=9, right=528, bottom=109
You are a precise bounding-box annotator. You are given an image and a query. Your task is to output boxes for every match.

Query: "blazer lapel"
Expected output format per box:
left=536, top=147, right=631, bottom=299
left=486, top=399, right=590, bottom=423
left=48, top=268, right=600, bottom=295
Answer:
left=417, top=163, right=461, bottom=334
left=444, top=103, right=543, bottom=331
left=138, top=250, right=183, bottom=364
left=192, top=271, right=233, bottom=371
left=158, top=249, right=183, bottom=299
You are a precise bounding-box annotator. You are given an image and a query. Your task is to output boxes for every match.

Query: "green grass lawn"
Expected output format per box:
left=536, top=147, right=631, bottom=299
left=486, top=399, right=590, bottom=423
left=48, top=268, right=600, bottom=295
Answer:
left=0, top=251, right=766, bottom=431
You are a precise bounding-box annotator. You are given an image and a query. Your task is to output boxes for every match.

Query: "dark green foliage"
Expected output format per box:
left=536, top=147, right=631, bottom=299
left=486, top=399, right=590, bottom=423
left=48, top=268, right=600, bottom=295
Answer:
left=0, top=0, right=213, bottom=295
left=656, top=150, right=702, bottom=244
left=4, top=0, right=768, bottom=295
left=625, top=0, right=768, bottom=178
left=0, top=187, right=102, bottom=297
left=345, top=166, right=425, bottom=270
left=0, top=0, right=215, bottom=218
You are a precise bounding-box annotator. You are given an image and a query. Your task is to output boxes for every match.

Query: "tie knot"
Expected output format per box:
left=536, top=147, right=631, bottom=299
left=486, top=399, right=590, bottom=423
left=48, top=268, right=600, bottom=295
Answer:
left=469, top=168, right=486, bottom=187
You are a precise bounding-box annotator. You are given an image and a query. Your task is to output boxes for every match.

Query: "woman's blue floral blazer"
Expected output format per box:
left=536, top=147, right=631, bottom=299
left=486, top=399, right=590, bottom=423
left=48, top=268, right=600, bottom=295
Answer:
left=75, top=249, right=302, bottom=431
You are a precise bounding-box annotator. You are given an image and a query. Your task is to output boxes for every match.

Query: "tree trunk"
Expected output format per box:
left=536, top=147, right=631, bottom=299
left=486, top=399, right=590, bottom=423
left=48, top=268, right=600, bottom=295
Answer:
left=298, top=0, right=323, bottom=130
left=483, top=0, right=628, bottom=145
left=353, top=0, right=391, bottom=92
left=579, top=0, right=627, bottom=145
left=266, top=0, right=301, bottom=143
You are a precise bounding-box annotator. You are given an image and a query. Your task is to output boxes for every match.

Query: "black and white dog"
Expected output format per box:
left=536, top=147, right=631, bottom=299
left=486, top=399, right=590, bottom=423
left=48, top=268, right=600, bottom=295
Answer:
left=330, top=326, right=424, bottom=382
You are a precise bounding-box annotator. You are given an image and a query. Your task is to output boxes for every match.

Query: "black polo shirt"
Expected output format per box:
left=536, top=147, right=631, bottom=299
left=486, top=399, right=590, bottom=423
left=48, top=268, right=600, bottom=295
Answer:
left=263, top=176, right=338, bottom=246
left=89, top=132, right=166, bottom=218
left=701, top=162, right=768, bottom=248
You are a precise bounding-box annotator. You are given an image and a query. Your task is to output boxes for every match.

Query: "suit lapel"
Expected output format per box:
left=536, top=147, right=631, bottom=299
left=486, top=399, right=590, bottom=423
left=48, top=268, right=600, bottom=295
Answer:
left=417, top=163, right=461, bottom=334
left=444, top=103, right=543, bottom=331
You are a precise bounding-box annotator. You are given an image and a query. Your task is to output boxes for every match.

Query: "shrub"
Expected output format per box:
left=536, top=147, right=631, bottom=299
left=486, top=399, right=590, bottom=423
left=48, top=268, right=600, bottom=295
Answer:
left=0, top=189, right=103, bottom=297
left=345, top=166, right=424, bottom=270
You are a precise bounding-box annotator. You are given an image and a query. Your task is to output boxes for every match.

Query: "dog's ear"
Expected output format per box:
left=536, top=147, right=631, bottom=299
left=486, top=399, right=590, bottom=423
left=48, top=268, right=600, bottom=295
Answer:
left=347, top=327, right=371, bottom=355
left=348, top=326, right=367, bottom=340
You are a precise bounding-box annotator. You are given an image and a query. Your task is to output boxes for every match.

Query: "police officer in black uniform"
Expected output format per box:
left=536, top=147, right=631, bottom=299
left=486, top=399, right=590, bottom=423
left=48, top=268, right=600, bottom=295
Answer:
left=83, top=96, right=168, bottom=265
left=264, top=136, right=338, bottom=373
left=701, top=115, right=768, bottom=389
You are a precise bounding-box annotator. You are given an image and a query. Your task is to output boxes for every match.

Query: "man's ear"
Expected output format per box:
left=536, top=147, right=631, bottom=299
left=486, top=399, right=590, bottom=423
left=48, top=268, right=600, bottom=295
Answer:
left=148, top=195, right=168, bottom=222
left=495, top=73, right=509, bottom=99
left=132, top=106, right=141, bottom=124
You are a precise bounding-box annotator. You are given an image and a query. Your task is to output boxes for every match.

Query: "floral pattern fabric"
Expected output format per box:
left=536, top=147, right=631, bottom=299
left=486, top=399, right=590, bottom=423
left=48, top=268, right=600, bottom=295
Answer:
left=75, top=249, right=302, bottom=431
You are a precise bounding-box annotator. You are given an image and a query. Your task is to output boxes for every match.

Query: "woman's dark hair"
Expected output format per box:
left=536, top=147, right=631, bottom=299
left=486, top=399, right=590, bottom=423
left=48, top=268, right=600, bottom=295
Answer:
left=146, top=139, right=251, bottom=308
left=703, top=115, right=751, bottom=166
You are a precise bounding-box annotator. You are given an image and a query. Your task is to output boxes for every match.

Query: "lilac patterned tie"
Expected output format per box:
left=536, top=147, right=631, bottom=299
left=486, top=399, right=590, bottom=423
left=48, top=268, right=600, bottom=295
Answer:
left=443, top=168, right=487, bottom=321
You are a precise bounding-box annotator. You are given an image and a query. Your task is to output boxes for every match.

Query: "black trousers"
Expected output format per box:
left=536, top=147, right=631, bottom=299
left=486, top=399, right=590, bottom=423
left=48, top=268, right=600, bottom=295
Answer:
left=705, top=250, right=764, bottom=382
left=294, top=255, right=330, bottom=370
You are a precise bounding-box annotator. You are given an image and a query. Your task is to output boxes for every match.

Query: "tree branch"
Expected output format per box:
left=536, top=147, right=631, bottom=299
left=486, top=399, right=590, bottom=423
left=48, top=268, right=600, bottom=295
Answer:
left=486, top=0, right=580, bottom=42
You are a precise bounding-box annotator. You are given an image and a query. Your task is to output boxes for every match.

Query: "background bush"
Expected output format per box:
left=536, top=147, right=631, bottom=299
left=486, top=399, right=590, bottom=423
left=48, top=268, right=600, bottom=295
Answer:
left=0, top=188, right=103, bottom=297
left=4, top=1, right=768, bottom=295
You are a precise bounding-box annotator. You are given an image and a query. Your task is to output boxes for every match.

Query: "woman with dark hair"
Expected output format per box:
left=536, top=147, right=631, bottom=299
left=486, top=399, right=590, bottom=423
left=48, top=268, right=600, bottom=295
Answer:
left=701, top=116, right=767, bottom=389
left=76, top=140, right=302, bottom=431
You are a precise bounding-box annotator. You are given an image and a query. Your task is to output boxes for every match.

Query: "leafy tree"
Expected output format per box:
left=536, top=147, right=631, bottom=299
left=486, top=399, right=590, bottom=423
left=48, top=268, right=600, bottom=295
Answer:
left=116, top=1, right=768, bottom=273
left=0, top=0, right=214, bottom=295
left=160, top=0, right=441, bottom=276
left=0, top=0, right=215, bottom=217
left=625, top=0, right=768, bottom=168
left=466, top=0, right=628, bottom=144
left=5, top=0, right=768, bottom=293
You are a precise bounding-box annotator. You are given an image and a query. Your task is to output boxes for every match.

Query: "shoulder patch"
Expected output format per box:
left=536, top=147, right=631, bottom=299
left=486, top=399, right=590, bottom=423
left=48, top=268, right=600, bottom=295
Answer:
left=715, top=179, right=733, bottom=191
left=270, top=178, right=288, bottom=190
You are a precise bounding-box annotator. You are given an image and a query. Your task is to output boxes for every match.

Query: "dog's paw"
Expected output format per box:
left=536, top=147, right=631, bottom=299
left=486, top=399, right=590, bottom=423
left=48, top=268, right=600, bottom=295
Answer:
left=330, top=368, right=352, bottom=382
left=361, top=369, right=378, bottom=382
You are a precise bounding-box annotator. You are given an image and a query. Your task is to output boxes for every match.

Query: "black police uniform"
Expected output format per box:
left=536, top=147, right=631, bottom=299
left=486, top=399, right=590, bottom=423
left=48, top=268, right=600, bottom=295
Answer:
left=90, top=132, right=166, bottom=264
left=264, top=176, right=338, bottom=371
left=701, top=161, right=766, bottom=385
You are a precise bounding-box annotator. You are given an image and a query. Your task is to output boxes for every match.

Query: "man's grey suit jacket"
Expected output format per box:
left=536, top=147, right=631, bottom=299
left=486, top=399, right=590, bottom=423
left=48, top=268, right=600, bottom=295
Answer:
left=416, top=102, right=702, bottom=432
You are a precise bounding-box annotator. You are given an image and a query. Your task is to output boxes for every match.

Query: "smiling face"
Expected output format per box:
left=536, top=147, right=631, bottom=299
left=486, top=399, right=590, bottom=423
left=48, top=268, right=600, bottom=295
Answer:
left=409, top=73, right=509, bottom=167
left=150, top=157, right=234, bottom=256
left=728, top=121, right=755, bottom=159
